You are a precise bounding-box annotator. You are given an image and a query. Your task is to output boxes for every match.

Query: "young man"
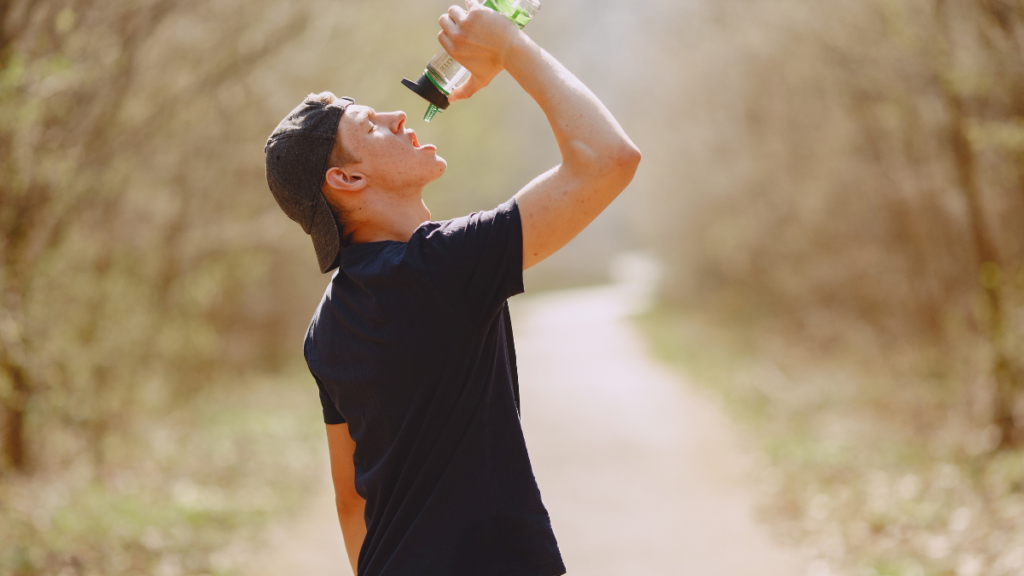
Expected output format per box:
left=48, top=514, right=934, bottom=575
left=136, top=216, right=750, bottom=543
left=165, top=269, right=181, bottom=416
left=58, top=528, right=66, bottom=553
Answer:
left=264, top=1, right=639, bottom=574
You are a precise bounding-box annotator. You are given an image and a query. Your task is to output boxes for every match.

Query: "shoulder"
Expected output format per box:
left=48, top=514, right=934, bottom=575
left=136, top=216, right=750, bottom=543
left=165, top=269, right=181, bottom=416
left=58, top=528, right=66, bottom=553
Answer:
left=411, top=198, right=521, bottom=247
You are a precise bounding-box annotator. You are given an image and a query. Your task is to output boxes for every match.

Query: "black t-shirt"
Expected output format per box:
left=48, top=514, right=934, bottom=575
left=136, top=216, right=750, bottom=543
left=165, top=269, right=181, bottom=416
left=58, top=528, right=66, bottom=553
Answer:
left=304, top=198, right=566, bottom=576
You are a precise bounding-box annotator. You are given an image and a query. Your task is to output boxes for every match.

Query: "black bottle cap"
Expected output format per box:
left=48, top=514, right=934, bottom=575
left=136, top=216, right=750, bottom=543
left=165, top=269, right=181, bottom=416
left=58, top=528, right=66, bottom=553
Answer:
left=401, top=74, right=451, bottom=110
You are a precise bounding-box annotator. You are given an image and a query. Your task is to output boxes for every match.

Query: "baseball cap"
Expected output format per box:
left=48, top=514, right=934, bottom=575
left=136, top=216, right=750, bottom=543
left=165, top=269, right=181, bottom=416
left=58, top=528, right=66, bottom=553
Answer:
left=264, top=93, right=355, bottom=273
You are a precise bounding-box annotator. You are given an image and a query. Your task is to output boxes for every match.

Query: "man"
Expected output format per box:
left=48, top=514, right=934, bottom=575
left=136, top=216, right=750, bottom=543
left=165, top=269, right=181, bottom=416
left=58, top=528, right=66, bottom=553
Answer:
left=264, top=1, right=639, bottom=574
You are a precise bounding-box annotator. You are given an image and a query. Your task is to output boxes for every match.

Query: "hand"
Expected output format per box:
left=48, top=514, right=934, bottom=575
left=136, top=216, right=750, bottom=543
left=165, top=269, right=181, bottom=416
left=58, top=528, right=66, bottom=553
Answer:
left=437, top=0, right=522, bottom=103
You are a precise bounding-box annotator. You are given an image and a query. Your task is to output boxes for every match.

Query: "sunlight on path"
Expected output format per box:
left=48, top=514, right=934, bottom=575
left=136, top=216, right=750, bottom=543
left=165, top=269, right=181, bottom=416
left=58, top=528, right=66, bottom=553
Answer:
left=244, top=267, right=803, bottom=575
left=511, top=278, right=804, bottom=576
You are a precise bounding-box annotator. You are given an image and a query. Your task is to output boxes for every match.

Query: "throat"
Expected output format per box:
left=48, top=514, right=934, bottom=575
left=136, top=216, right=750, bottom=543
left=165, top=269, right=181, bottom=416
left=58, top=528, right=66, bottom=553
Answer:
left=348, top=194, right=430, bottom=245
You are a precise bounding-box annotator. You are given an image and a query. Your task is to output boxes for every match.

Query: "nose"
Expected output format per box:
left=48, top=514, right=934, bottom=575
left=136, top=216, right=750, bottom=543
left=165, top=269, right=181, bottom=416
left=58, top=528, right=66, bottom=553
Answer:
left=385, top=111, right=407, bottom=134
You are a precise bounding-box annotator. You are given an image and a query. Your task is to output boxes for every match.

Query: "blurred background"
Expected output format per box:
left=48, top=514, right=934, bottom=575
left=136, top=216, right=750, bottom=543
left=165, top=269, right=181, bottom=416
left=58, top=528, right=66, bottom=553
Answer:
left=2, top=0, right=1024, bottom=574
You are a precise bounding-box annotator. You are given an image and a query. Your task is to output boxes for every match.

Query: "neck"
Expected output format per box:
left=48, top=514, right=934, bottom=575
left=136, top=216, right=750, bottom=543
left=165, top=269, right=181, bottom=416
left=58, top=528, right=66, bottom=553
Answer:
left=346, top=186, right=431, bottom=245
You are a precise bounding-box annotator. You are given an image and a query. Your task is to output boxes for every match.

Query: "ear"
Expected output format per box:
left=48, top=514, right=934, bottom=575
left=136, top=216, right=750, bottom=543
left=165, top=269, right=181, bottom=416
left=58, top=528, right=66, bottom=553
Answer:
left=324, top=166, right=368, bottom=193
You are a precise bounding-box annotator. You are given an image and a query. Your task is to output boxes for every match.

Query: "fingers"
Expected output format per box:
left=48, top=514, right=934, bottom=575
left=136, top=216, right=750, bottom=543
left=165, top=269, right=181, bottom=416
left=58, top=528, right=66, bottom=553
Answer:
left=438, top=13, right=457, bottom=36
left=448, top=5, right=467, bottom=24
left=437, top=29, right=455, bottom=54
left=448, top=74, right=489, bottom=103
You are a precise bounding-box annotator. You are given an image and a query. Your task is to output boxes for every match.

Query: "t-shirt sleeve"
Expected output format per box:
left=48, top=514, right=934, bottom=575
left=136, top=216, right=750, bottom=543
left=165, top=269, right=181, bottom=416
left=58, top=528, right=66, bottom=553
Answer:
left=313, top=370, right=346, bottom=425
left=418, top=196, right=525, bottom=324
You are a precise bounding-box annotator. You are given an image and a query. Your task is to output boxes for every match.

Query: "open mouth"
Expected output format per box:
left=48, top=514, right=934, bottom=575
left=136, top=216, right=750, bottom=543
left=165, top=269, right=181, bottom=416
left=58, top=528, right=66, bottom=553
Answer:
left=409, top=131, right=420, bottom=148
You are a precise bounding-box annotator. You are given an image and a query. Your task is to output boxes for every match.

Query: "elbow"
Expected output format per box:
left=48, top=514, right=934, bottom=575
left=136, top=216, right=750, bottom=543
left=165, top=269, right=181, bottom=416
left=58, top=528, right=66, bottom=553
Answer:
left=618, top=143, right=641, bottom=174
left=607, top=142, right=640, bottom=184
left=597, top=140, right=641, bottom=173
left=565, top=139, right=641, bottom=183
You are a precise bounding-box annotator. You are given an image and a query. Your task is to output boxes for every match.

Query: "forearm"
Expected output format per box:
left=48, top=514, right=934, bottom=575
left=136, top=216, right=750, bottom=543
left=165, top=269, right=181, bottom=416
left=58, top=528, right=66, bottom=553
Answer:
left=439, top=1, right=640, bottom=269
left=337, top=501, right=366, bottom=575
left=504, top=34, right=637, bottom=169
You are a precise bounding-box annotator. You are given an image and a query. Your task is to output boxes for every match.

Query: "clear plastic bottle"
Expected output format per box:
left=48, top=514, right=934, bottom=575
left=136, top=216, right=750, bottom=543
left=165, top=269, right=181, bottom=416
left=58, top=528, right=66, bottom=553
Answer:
left=402, top=0, right=541, bottom=121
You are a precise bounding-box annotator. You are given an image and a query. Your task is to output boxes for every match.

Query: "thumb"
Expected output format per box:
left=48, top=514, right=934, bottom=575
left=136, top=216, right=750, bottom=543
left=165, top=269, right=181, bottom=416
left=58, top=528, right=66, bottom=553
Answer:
left=448, top=74, right=490, bottom=103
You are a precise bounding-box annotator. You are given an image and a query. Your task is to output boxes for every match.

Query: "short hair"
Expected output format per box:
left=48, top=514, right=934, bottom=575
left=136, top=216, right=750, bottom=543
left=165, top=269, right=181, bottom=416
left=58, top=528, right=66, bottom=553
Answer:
left=307, top=92, right=360, bottom=170
left=309, top=92, right=359, bottom=247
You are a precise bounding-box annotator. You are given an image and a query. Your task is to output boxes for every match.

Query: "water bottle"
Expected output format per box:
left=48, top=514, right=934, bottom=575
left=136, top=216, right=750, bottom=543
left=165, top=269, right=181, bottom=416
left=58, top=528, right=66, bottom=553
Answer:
left=402, top=0, right=541, bottom=122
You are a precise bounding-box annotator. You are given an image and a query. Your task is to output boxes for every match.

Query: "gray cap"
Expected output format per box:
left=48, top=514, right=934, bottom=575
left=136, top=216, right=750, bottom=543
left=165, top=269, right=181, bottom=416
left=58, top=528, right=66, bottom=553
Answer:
left=265, top=94, right=355, bottom=273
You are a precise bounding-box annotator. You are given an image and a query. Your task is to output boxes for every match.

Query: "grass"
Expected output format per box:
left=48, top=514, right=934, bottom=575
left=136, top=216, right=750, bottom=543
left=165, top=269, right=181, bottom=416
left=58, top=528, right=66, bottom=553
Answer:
left=635, top=304, right=1024, bottom=576
left=0, top=365, right=326, bottom=576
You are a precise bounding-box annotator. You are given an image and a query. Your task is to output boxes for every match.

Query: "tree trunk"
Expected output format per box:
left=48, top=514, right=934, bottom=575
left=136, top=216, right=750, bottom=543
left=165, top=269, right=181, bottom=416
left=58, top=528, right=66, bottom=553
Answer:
left=0, top=352, right=29, bottom=471
left=945, top=91, right=1021, bottom=448
left=0, top=285, right=32, bottom=472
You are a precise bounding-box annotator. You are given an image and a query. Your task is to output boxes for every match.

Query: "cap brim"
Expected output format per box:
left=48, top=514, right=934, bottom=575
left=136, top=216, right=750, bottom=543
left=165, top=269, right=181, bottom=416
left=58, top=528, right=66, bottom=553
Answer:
left=310, top=190, right=342, bottom=274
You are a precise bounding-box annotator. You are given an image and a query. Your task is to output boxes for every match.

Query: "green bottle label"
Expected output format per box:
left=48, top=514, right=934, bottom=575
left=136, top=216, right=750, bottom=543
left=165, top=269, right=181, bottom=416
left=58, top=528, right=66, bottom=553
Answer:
left=483, top=0, right=532, bottom=29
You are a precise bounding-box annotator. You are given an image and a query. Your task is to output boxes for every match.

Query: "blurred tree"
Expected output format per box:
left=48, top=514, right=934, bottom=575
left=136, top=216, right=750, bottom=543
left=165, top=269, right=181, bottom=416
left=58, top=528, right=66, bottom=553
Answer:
left=645, top=0, right=1024, bottom=449
left=0, top=0, right=309, bottom=473
left=934, top=0, right=1024, bottom=447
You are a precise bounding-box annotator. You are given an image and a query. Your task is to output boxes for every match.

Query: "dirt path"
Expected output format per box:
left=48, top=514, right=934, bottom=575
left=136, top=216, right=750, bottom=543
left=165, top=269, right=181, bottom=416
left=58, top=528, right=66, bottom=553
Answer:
left=244, top=280, right=804, bottom=575
left=512, top=282, right=803, bottom=575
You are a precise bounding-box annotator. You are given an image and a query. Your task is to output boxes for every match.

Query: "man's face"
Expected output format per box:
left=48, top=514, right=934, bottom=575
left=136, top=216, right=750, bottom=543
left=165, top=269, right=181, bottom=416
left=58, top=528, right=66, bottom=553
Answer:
left=338, top=104, right=446, bottom=190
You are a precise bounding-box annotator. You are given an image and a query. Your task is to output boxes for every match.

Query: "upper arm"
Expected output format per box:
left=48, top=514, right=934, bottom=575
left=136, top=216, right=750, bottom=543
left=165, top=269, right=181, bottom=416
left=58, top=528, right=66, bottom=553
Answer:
left=515, top=144, right=640, bottom=270
left=326, top=423, right=362, bottom=507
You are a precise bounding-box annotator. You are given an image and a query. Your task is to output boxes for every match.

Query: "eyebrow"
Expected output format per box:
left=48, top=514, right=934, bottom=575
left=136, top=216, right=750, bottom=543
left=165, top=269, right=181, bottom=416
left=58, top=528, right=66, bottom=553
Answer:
left=347, top=108, right=375, bottom=134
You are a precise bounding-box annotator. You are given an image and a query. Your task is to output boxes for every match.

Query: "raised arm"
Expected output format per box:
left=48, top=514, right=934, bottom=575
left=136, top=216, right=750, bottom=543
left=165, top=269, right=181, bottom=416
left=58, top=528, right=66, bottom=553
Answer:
left=440, top=0, right=641, bottom=269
